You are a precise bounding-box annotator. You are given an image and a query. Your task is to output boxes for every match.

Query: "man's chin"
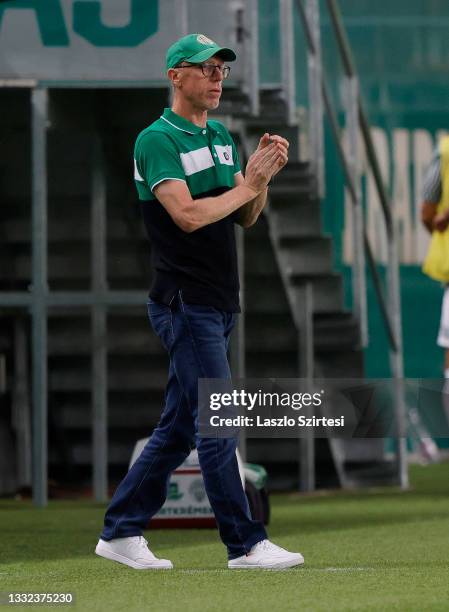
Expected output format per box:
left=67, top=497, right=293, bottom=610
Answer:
left=206, top=97, right=221, bottom=110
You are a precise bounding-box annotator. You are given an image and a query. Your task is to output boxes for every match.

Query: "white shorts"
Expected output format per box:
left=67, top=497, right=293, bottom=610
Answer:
left=437, top=286, right=449, bottom=348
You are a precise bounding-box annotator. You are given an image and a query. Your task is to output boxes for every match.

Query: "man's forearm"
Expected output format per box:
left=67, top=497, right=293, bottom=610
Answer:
left=421, top=201, right=437, bottom=234
left=181, top=184, right=260, bottom=232
left=423, top=219, right=434, bottom=234
left=235, top=188, right=268, bottom=228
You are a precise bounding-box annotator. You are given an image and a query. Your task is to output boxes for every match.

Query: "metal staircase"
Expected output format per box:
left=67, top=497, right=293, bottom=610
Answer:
left=240, top=0, right=406, bottom=489
left=228, top=84, right=398, bottom=490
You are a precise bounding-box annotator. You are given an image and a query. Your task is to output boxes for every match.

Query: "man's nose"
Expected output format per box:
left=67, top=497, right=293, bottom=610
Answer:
left=212, top=67, right=224, bottom=81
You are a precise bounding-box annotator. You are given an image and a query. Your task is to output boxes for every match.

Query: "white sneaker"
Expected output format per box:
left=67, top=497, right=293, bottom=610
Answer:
left=95, top=536, right=173, bottom=570
left=228, top=539, right=304, bottom=570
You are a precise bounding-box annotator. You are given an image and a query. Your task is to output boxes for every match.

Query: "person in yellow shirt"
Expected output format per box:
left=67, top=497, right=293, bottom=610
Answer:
left=421, top=135, right=449, bottom=374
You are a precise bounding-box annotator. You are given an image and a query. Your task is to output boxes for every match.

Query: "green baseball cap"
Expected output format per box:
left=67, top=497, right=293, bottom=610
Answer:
left=166, top=33, right=236, bottom=70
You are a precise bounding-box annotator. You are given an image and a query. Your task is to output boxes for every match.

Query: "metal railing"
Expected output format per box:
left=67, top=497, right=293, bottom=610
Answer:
left=292, top=0, right=408, bottom=488
left=0, top=89, right=149, bottom=506
left=280, top=0, right=297, bottom=125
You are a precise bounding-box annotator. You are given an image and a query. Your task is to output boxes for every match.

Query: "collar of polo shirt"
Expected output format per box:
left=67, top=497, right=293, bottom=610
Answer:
left=160, top=108, right=218, bottom=136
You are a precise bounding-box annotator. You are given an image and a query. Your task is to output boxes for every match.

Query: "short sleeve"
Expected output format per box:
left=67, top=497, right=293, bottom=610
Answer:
left=231, top=138, right=242, bottom=175
left=422, top=152, right=442, bottom=204
left=134, top=131, right=186, bottom=200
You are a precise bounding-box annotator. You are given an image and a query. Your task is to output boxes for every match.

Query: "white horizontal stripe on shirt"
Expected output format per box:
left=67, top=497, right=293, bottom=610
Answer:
left=180, top=146, right=215, bottom=176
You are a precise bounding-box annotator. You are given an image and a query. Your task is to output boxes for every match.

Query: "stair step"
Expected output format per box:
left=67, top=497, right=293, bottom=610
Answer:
left=245, top=243, right=280, bottom=276
left=2, top=216, right=146, bottom=244
left=49, top=441, right=141, bottom=466
left=244, top=275, right=290, bottom=314
left=47, top=328, right=161, bottom=356
left=48, top=358, right=168, bottom=392
left=0, top=249, right=150, bottom=281
left=246, top=351, right=298, bottom=377
left=44, top=309, right=358, bottom=357
left=316, top=348, right=364, bottom=378
left=259, top=87, right=286, bottom=103
left=44, top=310, right=358, bottom=357
left=56, top=396, right=165, bottom=429
left=289, top=273, right=344, bottom=314
left=49, top=311, right=359, bottom=356
left=269, top=182, right=313, bottom=199
left=280, top=236, right=333, bottom=275
left=214, top=87, right=251, bottom=115
left=274, top=161, right=313, bottom=181
left=245, top=311, right=359, bottom=352
left=246, top=315, right=296, bottom=352
left=1, top=196, right=80, bottom=219
left=243, top=115, right=292, bottom=128
left=314, top=310, right=357, bottom=327
left=254, top=90, right=289, bottom=119
left=314, top=312, right=360, bottom=351
left=267, top=193, right=317, bottom=212
left=269, top=203, right=321, bottom=237
left=229, top=92, right=288, bottom=122
left=46, top=306, right=149, bottom=318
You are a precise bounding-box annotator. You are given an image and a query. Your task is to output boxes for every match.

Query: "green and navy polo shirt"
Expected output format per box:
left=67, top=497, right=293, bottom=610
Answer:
left=134, top=107, right=242, bottom=312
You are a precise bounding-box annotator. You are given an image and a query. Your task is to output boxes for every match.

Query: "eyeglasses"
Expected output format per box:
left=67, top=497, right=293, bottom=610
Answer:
left=176, top=62, right=231, bottom=80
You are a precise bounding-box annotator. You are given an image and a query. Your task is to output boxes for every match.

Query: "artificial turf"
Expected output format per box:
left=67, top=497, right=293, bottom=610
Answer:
left=1, top=463, right=449, bottom=612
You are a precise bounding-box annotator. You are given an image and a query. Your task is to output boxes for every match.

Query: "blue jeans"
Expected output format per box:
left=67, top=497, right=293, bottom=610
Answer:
left=100, top=291, right=267, bottom=559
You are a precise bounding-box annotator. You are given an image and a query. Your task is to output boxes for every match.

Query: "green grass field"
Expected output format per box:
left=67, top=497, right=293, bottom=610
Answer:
left=1, top=463, right=449, bottom=612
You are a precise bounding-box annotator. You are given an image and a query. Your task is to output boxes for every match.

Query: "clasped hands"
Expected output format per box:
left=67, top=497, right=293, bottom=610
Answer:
left=244, top=133, right=289, bottom=194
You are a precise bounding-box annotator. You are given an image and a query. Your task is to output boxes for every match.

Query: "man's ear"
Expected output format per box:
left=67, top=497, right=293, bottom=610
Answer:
left=168, top=68, right=181, bottom=89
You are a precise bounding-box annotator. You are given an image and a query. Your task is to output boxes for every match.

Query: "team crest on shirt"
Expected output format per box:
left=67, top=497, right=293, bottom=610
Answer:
left=197, top=34, right=215, bottom=46
left=214, top=145, right=234, bottom=166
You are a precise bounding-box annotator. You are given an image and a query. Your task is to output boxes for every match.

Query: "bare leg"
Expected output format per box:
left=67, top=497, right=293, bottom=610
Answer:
left=443, top=350, right=449, bottom=426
